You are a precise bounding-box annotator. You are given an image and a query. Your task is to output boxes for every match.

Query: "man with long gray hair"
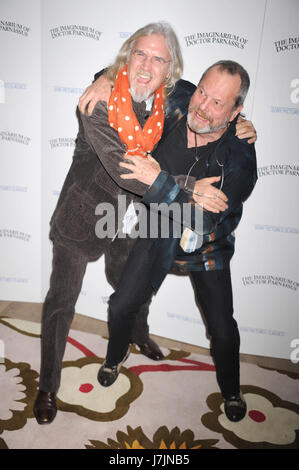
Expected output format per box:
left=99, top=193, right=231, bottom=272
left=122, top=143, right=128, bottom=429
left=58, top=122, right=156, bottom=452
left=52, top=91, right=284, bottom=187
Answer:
left=34, top=21, right=256, bottom=425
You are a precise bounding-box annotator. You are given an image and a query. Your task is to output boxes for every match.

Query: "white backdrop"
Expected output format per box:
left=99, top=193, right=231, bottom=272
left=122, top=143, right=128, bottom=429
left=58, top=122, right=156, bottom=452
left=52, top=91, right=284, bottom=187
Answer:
left=0, top=0, right=298, bottom=360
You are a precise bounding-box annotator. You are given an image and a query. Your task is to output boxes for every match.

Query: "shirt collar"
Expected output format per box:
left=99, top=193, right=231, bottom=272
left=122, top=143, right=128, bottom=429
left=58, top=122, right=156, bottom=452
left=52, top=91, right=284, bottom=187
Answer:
left=145, top=95, right=154, bottom=111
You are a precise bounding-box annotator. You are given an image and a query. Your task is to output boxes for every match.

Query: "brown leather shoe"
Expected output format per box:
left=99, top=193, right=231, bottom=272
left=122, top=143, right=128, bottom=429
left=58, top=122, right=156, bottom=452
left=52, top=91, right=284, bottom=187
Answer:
left=137, top=338, right=164, bottom=361
left=33, top=390, right=57, bottom=425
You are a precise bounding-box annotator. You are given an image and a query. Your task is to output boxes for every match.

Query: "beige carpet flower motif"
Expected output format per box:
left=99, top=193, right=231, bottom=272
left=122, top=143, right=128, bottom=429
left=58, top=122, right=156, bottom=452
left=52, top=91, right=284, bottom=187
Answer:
left=219, top=392, right=299, bottom=445
left=1, top=315, right=298, bottom=450
left=86, top=425, right=219, bottom=449
left=0, top=358, right=38, bottom=434
left=56, top=356, right=143, bottom=421
left=202, top=385, right=299, bottom=449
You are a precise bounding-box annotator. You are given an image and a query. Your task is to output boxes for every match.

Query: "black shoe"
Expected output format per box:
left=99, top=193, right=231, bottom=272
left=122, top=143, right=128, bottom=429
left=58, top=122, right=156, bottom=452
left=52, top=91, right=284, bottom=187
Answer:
left=136, top=338, right=164, bottom=361
left=33, top=390, right=57, bottom=425
left=98, top=364, right=121, bottom=387
left=224, top=393, right=247, bottom=422
left=98, top=347, right=130, bottom=387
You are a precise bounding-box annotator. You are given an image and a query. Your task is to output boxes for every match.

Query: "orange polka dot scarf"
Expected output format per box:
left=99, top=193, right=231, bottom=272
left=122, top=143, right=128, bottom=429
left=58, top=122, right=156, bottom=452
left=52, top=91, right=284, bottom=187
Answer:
left=108, top=65, right=165, bottom=158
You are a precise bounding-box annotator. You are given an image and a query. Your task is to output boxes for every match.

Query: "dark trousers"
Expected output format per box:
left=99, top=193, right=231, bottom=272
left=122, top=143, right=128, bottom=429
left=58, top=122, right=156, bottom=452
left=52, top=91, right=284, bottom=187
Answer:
left=39, top=235, right=149, bottom=393
left=106, top=238, right=240, bottom=399
left=190, top=270, right=240, bottom=399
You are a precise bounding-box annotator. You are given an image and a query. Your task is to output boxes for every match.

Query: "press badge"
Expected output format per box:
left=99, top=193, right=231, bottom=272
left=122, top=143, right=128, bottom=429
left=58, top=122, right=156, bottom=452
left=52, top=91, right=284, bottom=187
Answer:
left=180, top=227, right=198, bottom=253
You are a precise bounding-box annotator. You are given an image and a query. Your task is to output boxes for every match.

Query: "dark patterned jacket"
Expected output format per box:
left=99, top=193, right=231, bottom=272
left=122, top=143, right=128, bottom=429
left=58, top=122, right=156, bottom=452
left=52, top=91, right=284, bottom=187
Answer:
left=141, top=115, right=257, bottom=290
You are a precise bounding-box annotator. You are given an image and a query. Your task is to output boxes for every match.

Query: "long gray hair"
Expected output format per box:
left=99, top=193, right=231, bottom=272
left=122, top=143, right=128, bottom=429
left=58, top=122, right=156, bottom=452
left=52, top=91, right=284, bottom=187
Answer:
left=106, top=22, right=183, bottom=95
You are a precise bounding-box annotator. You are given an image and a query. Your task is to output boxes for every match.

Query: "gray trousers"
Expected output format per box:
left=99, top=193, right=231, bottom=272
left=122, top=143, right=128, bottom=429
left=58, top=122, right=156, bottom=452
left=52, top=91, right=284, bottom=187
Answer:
left=39, top=234, right=149, bottom=393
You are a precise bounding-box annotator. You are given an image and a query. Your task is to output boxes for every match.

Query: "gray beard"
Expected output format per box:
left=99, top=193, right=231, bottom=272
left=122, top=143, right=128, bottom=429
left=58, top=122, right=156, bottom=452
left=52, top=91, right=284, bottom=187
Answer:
left=195, top=122, right=228, bottom=134
left=187, top=112, right=229, bottom=134
left=129, top=86, right=152, bottom=103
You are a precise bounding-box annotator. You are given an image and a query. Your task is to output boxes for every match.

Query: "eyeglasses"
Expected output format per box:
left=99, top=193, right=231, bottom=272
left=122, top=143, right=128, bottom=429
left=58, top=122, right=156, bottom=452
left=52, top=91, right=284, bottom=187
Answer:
left=184, top=160, right=224, bottom=214
left=131, top=49, right=171, bottom=67
left=184, top=132, right=224, bottom=204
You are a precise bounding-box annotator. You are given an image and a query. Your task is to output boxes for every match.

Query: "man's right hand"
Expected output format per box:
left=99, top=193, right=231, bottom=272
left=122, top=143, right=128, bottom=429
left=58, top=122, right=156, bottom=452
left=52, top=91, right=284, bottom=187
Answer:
left=78, top=75, right=112, bottom=115
left=119, top=154, right=161, bottom=186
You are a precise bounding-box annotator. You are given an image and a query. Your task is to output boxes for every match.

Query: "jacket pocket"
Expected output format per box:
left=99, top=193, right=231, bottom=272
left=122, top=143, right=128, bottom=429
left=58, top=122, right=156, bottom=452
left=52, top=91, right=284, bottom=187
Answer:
left=54, top=184, right=97, bottom=242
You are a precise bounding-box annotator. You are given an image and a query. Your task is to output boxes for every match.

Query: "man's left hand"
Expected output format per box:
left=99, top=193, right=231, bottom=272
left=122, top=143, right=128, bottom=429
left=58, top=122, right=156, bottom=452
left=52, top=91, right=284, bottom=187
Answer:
left=193, top=177, right=228, bottom=213
left=236, top=116, right=257, bottom=144
left=119, top=154, right=161, bottom=186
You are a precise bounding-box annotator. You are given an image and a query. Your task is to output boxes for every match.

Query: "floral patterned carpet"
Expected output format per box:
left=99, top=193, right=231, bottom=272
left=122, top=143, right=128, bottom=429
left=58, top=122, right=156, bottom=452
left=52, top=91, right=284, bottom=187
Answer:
left=0, top=315, right=298, bottom=450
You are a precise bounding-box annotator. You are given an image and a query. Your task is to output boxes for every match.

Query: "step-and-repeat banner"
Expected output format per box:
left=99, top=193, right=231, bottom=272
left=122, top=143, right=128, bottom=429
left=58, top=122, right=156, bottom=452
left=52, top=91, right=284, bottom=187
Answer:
left=1, top=0, right=298, bottom=360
